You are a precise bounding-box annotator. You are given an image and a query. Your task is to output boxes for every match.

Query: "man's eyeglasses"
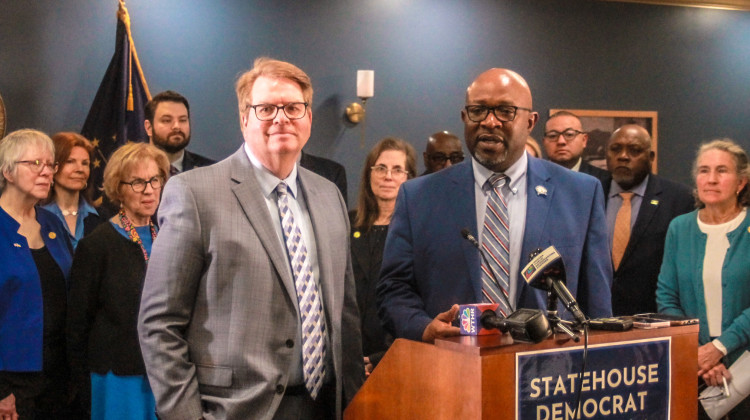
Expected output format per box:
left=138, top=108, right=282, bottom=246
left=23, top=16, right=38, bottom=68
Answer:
left=464, top=105, right=532, bottom=123
left=15, top=160, right=58, bottom=174
left=250, top=102, right=309, bottom=121
left=544, top=129, right=584, bottom=142
left=120, top=176, right=165, bottom=193
left=371, top=165, right=409, bottom=179
left=428, top=152, right=465, bottom=165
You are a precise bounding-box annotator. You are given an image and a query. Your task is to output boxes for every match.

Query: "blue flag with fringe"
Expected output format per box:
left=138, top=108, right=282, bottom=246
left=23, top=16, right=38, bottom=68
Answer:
left=81, top=0, right=150, bottom=200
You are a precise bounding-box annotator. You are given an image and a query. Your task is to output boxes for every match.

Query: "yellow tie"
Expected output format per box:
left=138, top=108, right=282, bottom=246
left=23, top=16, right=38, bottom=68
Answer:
left=612, top=192, right=634, bottom=270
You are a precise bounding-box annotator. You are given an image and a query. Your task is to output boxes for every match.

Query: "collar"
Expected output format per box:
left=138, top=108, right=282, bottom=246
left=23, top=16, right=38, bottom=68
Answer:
left=471, top=152, right=528, bottom=196
left=570, top=157, right=583, bottom=172
left=609, top=174, right=650, bottom=198
left=171, top=150, right=186, bottom=172
left=243, top=143, right=299, bottom=199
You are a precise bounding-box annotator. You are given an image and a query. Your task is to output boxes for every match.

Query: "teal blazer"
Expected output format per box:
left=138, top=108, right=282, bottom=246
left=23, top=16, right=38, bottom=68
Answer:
left=657, top=209, right=750, bottom=364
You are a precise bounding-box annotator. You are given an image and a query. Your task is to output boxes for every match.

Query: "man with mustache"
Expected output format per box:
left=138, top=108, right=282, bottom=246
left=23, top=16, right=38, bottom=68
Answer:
left=144, top=90, right=215, bottom=175
left=604, top=124, right=693, bottom=315
left=377, top=68, right=613, bottom=344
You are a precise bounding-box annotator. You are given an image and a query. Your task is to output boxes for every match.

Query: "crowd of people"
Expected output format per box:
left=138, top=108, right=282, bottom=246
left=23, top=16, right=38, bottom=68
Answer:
left=0, top=57, right=747, bottom=419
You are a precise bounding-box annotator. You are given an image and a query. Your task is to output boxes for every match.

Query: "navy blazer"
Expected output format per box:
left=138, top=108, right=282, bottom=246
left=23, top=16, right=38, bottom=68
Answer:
left=377, top=157, right=613, bottom=341
left=604, top=174, right=694, bottom=315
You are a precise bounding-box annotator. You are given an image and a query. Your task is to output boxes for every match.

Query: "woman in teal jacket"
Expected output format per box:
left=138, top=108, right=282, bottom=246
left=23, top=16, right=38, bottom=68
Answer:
left=657, top=138, right=750, bottom=418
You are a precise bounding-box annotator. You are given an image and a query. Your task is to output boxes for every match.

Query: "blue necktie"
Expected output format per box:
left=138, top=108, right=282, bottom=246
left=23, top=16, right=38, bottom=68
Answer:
left=481, top=174, right=512, bottom=316
left=276, top=182, right=326, bottom=399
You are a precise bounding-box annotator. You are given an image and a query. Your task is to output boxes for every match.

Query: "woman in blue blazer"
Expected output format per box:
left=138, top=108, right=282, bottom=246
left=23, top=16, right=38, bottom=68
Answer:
left=0, top=129, right=73, bottom=419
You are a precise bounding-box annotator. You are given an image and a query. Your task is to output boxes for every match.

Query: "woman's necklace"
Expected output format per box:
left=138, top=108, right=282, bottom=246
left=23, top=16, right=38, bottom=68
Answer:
left=61, top=208, right=78, bottom=216
left=118, top=209, right=157, bottom=261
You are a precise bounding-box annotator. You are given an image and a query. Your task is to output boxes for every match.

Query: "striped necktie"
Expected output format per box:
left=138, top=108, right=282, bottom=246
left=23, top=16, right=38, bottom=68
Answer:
left=481, top=173, right=512, bottom=316
left=276, top=182, right=327, bottom=399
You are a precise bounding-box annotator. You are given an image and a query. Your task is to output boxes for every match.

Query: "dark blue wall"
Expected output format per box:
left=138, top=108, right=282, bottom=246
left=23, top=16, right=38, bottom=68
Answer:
left=1, top=0, right=748, bottom=207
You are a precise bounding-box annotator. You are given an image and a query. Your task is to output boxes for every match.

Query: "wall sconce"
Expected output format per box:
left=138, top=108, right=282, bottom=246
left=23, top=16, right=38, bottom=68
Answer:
left=346, top=70, right=374, bottom=124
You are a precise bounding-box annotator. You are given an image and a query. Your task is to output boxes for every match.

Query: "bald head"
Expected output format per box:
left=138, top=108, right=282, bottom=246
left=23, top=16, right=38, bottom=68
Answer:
left=462, top=68, right=538, bottom=172
left=606, top=124, right=654, bottom=190
left=424, top=131, right=463, bottom=174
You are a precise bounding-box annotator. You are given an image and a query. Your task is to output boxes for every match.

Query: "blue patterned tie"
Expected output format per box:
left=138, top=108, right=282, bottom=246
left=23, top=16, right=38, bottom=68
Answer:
left=276, top=182, right=326, bottom=399
left=481, top=174, right=512, bottom=316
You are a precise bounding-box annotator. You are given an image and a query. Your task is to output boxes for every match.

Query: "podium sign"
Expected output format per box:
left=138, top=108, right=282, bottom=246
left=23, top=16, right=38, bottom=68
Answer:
left=516, top=338, right=671, bottom=420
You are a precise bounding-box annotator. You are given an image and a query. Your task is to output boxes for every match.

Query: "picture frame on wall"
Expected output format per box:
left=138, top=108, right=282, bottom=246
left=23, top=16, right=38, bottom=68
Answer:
left=549, top=109, right=658, bottom=173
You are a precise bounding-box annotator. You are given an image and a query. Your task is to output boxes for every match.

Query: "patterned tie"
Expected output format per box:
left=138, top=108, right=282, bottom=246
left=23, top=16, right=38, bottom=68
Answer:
left=481, top=174, right=512, bottom=316
left=612, top=192, right=634, bottom=271
left=276, top=182, right=327, bottom=399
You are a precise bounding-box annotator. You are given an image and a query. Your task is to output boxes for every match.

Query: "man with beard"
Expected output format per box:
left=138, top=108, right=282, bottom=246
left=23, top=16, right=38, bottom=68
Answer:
left=604, top=124, right=693, bottom=315
left=377, top=68, right=612, bottom=344
left=144, top=90, right=215, bottom=174
left=543, top=111, right=608, bottom=187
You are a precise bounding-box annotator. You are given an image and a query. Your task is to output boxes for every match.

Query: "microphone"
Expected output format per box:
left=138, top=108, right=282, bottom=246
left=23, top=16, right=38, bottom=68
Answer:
left=455, top=303, right=502, bottom=336
left=460, top=228, right=514, bottom=312
left=455, top=304, right=551, bottom=343
left=520, top=246, right=587, bottom=325
left=479, top=309, right=552, bottom=343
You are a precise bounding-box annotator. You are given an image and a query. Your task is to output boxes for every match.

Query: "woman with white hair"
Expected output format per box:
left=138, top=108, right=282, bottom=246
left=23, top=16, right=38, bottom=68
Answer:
left=657, top=138, right=750, bottom=418
left=0, top=129, right=73, bottom=419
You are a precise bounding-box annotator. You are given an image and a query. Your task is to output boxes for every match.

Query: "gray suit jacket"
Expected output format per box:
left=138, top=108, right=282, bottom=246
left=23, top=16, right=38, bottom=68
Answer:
left=138, top=148, right=364, bottom=420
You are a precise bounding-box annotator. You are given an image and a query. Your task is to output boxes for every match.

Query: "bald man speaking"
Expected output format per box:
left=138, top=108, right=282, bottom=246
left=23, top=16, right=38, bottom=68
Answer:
left=377, top=68, right=613, bottom=343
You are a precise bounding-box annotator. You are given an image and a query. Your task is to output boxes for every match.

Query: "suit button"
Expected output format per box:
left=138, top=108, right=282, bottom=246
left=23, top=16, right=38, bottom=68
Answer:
left=285, top=339, right=294, bottom=348
left=276, top=384, right=284, bottom=394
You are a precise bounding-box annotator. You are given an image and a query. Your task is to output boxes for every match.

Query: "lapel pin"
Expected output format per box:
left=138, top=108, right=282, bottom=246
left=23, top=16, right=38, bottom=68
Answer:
left=353, top=231, right=361, bottom=239
left=13, top=243, right=22, bottom=248
left=48, top=232, right=56, bottom=239
left=535, top=185, right=547, bottom=196
left=650, top=200, right=659, bottom=205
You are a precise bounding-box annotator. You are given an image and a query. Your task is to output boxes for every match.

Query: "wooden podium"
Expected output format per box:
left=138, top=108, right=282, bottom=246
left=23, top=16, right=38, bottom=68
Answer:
left=345, top=325, right=699, bottom=419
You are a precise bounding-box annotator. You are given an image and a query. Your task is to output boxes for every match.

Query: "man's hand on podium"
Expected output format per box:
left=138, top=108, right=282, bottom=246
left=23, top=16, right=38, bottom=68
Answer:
left=421, top=304, right=461, bottom=344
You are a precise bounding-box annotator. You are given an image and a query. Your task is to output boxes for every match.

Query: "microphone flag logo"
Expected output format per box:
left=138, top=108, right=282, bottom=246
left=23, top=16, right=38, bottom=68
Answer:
left=461, top=307, right=477, bottom=334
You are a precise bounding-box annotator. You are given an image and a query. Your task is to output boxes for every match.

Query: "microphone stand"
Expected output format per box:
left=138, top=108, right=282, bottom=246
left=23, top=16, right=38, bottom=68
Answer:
left=546, top=288, right=580, bottom=342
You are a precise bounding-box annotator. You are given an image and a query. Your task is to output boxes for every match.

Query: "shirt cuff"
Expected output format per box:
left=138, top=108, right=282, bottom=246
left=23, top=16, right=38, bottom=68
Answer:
left=712, top=339, right=728, bottom=355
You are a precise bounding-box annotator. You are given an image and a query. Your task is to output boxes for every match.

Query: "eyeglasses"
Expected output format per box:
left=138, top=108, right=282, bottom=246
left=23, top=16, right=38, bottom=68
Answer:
left=371, top=165, right=409, bottom=179
left=428, top=152, right=465, bottom=165
left=543, top=129, right=584, bottom=142
left=15, top=160, right=58, bottom=174
left=464, top=105, right=532, bottom=123
left=250, top=102, right=309, bottom=121
left=120, top=176, right=164, bottom=193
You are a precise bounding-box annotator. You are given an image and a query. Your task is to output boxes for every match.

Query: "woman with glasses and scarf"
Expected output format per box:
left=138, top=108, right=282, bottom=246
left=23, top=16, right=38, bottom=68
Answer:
left=350, top=137, right=416, bottom=376
left=67, top=142, right=169, bottom=419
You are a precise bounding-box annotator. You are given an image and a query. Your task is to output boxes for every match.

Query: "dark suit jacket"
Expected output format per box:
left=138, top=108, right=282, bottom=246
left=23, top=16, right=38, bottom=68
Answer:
left=377, top=158, right=613, bottom=341
left=182, top=149, right=216, bottom=171
left=604, top=174, right=694, bottom=315
left=300, top=151, right=348, bottom=203
left=580, top=161, right=609, bottom=189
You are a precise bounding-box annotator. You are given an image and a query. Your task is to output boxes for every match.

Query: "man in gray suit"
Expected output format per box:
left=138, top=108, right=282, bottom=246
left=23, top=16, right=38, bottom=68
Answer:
left=138, top=58, right=364, bottom=420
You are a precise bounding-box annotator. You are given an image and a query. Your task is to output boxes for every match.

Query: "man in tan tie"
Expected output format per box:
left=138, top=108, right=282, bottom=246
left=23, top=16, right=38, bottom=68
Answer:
left=604, top=124, right=694, bottom=315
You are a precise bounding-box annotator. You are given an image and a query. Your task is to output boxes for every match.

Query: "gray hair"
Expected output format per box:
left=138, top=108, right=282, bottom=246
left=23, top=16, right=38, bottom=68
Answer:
left=0, top=129, right=55, bottom=193
left=692, top=138, right=750, bottom=207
